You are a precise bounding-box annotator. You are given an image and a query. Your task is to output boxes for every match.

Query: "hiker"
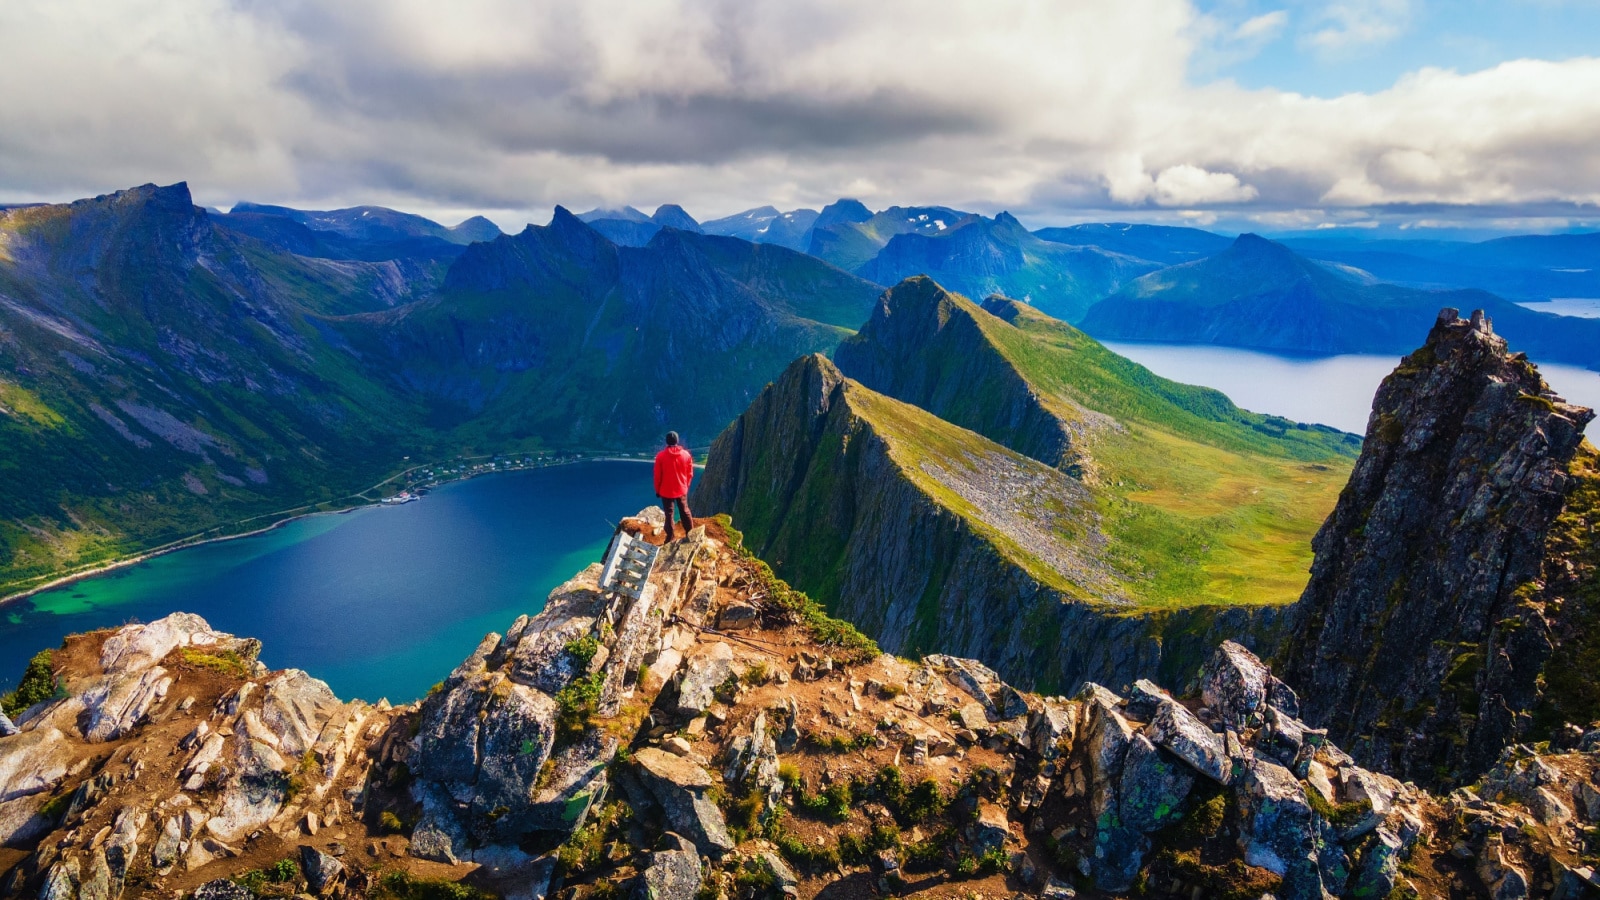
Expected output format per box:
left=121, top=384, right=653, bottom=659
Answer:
left=653, top=431, right=695, bottom=540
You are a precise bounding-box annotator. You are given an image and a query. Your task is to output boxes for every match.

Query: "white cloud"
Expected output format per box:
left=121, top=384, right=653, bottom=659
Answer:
left=1235, top=10, right=1289, bottom=41
left=1153, top=165, right=1261, bottom=206
left=1303, top=0, right=1415, bottom=54
left=0, top=0, right=1595, bottom=228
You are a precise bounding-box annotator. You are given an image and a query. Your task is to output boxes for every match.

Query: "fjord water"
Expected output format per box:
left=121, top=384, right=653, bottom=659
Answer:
left=0, top=461, right=653, bottom=704
left=1103, top=342, right=1600, bottom=433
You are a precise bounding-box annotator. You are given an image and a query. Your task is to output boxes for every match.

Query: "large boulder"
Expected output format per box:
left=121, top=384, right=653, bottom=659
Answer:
left=632, top=748, right=735, bottom=855
left=506, top=569, right=608, bottom=694
left=299, top=845, right=347, bottom=897
left=1117, top=735, right=1194, bottom=833
left=1237, top=757, right=1347, bottom=900
left=1144, top=697, right=1231, bottom=785
left=1200, top=641, right=1272, bottom=728
left=411, top=670, right=558, bottom=847
left=79, top=666, right=171, bottom=742
left=0, top=727, right=70, bottom=801
left=674, top=643, right=733, bottom=717
left=97, top=612, right=234, bottom=675
left=1077, top=684, right=1134, bottom=817
left=258, top=670, right=344, bottom=757
left=634, top=833, right=704, bottom=900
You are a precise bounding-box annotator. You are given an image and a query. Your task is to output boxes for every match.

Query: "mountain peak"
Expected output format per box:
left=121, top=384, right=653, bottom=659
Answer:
left=1279, top=307, right=1595, bottom=779
left=650, top=204, right=701, bottom=232
left=449, top=215, right=503, bottom=243
left=814, top=198, right=874, bottom=229
left=90, top=181, right=195, bottom=213
left=577, top=205, right=649, bottom=224
left=1227, top=231, right=1297, bottom=259
left=548, top=204, right=583, bottom=227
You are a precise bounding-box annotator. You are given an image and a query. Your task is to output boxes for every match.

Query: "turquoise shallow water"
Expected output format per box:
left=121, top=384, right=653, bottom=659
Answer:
left=0, top=461, right=655, bottom=704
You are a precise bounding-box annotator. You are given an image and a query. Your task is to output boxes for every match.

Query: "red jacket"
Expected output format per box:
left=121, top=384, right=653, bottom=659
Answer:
left=654, top=445, right=694, bottom=498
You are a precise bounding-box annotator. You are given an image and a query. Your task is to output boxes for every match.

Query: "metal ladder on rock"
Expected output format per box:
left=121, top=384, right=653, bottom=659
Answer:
left=599, top=529, right=659, bottom=603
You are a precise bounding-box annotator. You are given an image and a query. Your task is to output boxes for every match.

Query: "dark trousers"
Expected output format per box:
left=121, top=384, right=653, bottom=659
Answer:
left=661, top=496, right=693, bottom=537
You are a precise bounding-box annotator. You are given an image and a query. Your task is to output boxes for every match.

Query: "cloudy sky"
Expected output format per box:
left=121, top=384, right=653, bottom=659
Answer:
left=2, top=0, right=1598, bottom=233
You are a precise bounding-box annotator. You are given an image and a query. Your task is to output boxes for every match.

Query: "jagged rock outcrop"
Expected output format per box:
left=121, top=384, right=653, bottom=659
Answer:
left=406, top=527, right=719, bottom=865
left=0, top=613, right=392, bottom=900
left=1279, top=308, right=1597, bottom=782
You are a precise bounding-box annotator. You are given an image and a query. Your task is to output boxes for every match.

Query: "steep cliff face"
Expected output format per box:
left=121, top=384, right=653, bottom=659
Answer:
left=693, top=354, right=1287, bottom=694
left=833, top=277, right=1082, bottom=472
left=1278, top=308, right=1596, bottom=782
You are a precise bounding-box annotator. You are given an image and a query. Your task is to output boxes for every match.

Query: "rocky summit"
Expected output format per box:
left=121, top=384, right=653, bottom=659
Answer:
left=1279, top=307, right=1599, bottom=784
left=4, top=505, right=1597, bottom=900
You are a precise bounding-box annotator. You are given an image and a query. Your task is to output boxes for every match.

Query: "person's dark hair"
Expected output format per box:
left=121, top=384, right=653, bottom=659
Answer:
left=665, top=431, right=679, bottom=446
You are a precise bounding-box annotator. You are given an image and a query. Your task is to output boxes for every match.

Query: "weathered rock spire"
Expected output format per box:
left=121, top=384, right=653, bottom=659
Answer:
left=1278, top=307, right=1595, bottom=782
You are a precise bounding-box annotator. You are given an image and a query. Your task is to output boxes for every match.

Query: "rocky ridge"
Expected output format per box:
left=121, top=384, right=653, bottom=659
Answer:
left=9, top=509, right=1600, bottom=890
left=693, top=352, right=1309, bottom=695
left=0, top=612, right=402, bottom=899
left=832, top=277, right=1094, bottom=474
left=1280, top=308, right=1598, bottom=783
left=2, top=511, right=1599, bottom=899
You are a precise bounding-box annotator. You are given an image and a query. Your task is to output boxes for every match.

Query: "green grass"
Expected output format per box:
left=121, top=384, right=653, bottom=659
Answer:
left=178, top=647, right=253, bottom=679
left=808, top=282, right=1359, bottom=611
left=554, top=672, right=604, bottom=741
left=718, top=515, right=879, bottom=662
left=2, top=649, right=61, bottom=716
left=373, top=870, right=497, bottom=900
left=1531, top=442, right=1600, bottom=735
left=564, top=636, right=600, bottom=670
left=991, top=299, right=1354, bottom=606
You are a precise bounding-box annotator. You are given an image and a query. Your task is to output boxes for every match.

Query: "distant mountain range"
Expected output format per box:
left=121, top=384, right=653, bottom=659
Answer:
left=338, top=207, right=881, bottom=448
left=595, top=199, right=1600, bottom=366
left=1080, top=233, right=1600, bottom=367
left=1281, top=232, right=1600, bottom=301
left=5, top=181, right=1599, bottom=594
left=0, top=184, right=877, bottom=595
left=1034, top=222, right=1233, bottom=265
left=857, top=212, right=1158, bottom=322
left=553, top=197, right=1600, bottom=359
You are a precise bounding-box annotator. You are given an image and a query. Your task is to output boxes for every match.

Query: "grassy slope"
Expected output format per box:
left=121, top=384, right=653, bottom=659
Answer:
left=826, top=284, right=1358, bottom=611
left=840, top=386, right=1095, bottom=596
left=980, top=300, right=1357, bottom=608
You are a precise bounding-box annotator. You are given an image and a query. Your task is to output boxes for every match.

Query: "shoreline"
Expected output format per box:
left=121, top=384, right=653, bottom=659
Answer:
left=0, top=455, right=663, bottom=608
